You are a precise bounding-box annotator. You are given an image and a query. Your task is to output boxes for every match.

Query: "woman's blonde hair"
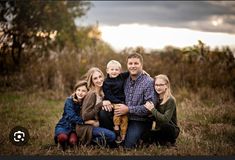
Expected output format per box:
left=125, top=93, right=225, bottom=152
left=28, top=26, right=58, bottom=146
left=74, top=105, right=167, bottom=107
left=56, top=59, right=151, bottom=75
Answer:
left=84, top=67, right=104, bottom=91
left=72, top=80, right=88, bottom=104
left=155, top=74, right=175, bottom=105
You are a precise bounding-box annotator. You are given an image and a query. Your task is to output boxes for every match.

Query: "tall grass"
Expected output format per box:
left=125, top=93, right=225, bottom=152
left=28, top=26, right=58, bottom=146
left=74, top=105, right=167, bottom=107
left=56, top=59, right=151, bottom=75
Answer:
left=0, top=87, right=234, bottom=156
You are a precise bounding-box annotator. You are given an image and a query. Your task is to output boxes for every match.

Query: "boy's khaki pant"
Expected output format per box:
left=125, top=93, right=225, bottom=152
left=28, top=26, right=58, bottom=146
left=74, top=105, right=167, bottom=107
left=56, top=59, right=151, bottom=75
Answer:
left=113, top=104, right=128, bottom=136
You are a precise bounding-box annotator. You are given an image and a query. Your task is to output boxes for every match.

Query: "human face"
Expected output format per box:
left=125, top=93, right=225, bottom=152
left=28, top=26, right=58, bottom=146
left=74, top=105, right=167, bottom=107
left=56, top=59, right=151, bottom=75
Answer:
left=107, top=64, right=121, bottom=78
left=127, top=58, right=143, bottom=78
left=155, top=78, right=167, bottom=95
left=92, top=71, right=104, bottom=88
left=75, top=85, right=88, bottom=100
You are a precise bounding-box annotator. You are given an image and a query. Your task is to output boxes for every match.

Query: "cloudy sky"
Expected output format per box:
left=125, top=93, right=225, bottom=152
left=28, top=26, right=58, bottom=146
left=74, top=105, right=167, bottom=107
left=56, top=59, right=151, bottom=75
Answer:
left=76, top=1, right=235, bottom=51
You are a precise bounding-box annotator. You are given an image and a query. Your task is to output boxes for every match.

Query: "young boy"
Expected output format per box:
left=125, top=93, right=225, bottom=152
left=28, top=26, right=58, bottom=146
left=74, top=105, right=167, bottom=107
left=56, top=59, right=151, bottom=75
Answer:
left=102, top=60, right=129, bottom=143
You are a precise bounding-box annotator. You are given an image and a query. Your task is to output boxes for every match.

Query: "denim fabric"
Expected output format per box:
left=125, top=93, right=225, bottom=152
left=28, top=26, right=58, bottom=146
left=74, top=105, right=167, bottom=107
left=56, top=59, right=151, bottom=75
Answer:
left=92, top=127, right=116, bottom=145
left=54, top=97, right=83, bottom=138
left=124, top=120, right=151, bottom=148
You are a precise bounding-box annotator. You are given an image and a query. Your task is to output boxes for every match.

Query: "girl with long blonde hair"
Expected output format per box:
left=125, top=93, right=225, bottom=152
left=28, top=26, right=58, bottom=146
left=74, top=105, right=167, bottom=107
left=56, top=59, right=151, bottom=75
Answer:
left=155, top=74, right=175, bottom=105
left=143, top=74, right=180, bottom=147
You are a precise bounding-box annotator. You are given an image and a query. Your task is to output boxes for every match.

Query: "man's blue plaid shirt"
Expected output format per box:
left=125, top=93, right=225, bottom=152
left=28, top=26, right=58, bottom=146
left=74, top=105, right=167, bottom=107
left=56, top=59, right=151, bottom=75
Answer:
left=124, top=72, right=158, bottom=121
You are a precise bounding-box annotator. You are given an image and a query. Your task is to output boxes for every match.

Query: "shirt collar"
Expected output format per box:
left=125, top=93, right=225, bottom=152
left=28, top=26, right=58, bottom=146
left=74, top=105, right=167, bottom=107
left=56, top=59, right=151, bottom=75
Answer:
left=129, top=71, right=143, bottom=82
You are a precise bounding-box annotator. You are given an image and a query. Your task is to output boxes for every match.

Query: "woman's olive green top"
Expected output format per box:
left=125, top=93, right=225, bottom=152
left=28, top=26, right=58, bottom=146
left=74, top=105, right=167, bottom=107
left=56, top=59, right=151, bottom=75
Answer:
left=150, top=96, right=178, bottom=127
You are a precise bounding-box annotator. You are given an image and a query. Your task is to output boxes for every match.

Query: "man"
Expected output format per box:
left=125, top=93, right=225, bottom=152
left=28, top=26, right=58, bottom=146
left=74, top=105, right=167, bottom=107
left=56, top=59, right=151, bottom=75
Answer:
left=99, top=52, right=158, bottom=148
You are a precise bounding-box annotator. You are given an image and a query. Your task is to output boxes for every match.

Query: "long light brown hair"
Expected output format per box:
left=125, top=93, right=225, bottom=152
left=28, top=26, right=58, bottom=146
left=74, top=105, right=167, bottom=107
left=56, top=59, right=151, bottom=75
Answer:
left=155, top=74, right=176, bottom=105
left=84, top=67, right=104, bottom=96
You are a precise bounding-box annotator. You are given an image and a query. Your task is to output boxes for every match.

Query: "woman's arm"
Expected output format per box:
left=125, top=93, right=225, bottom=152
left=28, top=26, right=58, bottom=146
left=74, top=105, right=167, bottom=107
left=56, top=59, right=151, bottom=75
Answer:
left=81, top=91, right=102, bottom=121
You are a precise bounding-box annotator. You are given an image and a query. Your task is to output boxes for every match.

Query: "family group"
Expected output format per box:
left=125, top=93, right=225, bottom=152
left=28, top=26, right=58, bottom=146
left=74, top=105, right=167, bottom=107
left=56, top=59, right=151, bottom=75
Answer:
left=54, top=52, right=180, bottom=150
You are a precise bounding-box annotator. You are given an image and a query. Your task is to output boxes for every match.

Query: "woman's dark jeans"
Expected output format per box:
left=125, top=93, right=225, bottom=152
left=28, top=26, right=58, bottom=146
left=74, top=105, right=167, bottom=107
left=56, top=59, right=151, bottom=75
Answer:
left=99, top=110, right=114, bottom=131
left=92, top=127, right=116, bottom=147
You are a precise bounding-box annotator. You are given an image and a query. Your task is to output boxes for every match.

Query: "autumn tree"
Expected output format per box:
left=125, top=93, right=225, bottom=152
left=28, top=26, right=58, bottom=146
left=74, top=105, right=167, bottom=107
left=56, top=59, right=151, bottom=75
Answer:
left=0, top=0, right=90, bottom=73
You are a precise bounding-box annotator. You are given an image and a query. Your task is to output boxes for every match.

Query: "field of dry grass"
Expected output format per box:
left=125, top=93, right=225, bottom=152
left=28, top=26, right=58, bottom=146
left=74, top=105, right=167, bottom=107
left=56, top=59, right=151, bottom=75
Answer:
left=0, top=88, right=234, bottom=156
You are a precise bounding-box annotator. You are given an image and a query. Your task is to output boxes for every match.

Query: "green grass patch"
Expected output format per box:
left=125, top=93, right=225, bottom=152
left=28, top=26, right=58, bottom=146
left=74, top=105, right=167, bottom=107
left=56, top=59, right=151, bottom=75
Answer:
left=0, top=89, right=234, bottom=156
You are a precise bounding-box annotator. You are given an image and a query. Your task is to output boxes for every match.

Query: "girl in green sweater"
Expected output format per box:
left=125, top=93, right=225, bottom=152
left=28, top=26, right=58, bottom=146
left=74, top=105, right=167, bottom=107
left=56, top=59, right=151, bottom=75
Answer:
left=143, top=74, right=180, bottom=147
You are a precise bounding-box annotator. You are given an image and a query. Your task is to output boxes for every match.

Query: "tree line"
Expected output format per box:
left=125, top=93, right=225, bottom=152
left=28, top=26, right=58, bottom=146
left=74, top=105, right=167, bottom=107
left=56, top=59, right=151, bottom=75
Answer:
left=0, top=1, right=235, bottom=98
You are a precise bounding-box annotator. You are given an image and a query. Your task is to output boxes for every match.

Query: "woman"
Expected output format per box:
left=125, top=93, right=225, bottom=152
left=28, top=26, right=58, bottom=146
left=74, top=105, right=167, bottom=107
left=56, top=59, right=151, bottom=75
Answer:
left=143, top=74, right=180, bottom=147
left=76, top=67, right=116, bottom=147
left=54, top=80, right=88, bottom=150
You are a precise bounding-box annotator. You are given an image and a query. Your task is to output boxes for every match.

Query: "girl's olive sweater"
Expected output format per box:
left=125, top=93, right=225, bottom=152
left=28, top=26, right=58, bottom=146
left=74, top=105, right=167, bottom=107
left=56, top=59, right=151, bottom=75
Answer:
left=151, top=96, right=178, bottom=127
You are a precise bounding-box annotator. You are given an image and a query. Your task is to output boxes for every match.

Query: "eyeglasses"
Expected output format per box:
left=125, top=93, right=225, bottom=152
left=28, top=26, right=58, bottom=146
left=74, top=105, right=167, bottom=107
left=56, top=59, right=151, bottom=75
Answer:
left=155, top=84, right=166, bottom=87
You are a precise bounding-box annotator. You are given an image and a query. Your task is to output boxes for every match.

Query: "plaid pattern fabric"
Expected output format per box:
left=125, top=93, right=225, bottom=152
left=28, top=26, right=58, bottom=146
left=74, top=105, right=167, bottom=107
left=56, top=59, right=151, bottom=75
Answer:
left=124, top=73, right=157, bottom=121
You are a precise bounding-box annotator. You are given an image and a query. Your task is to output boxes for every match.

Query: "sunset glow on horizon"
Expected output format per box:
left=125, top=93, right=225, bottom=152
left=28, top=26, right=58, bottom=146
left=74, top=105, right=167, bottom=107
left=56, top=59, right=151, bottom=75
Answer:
left=99, top=24, right=235, bottom=52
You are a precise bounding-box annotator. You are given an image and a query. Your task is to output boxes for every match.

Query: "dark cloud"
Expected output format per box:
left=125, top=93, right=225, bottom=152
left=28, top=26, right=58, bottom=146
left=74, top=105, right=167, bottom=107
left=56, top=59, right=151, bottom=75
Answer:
left=77, top=1, right=235, bottom=34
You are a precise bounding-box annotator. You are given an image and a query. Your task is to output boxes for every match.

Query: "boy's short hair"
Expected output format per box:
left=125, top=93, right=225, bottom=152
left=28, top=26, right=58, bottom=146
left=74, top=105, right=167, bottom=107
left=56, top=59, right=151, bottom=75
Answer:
left=106, top=60, right=122, bottom=69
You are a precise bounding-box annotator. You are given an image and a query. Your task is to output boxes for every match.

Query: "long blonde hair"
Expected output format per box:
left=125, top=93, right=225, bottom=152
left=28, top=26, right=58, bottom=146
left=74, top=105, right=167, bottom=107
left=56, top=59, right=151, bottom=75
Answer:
left=155, top=74, right=175, bottom=105
left=84, top=67, right=104, bottom=96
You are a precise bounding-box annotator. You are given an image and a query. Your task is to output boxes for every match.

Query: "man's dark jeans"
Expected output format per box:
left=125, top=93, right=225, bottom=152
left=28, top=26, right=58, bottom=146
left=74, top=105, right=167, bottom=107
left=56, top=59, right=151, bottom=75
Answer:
left=99, top=110, right=151, bottom=148
left=124, top=120, right=151, bottom=148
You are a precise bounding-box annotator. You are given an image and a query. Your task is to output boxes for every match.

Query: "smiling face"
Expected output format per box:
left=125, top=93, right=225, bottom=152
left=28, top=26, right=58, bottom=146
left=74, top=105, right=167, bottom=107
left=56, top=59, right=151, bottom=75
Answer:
left=155, top=78, right=167, bottom=95
left=127, top=57, right=143, bottom=78
left=92, top=71, right=104, bottom=88
left=107, top=64, right=121, bottom=78
left=75, top=85, right=88, bottom=100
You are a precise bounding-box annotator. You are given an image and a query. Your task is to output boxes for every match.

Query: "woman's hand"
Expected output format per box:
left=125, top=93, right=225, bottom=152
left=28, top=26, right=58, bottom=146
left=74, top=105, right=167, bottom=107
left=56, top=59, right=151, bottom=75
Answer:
left=92, top=121, right=99, bottom=127
left=144, top=101, right=155, bottom=111
left=103, top=100, right=111, bottom=106
left=102, top=100, right=113, bottom=112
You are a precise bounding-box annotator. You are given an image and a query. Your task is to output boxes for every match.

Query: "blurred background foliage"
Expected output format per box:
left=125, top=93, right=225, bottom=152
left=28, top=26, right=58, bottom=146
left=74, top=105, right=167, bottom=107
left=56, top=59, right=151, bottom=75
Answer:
left=0, top=0, right=235, bottom=98
left=0, top=1, right=235, bottom=155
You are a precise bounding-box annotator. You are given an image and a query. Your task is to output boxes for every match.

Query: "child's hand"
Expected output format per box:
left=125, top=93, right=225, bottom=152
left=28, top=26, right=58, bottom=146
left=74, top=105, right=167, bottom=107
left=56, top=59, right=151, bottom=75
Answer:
left=144, top=101, right=154, bottom=111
